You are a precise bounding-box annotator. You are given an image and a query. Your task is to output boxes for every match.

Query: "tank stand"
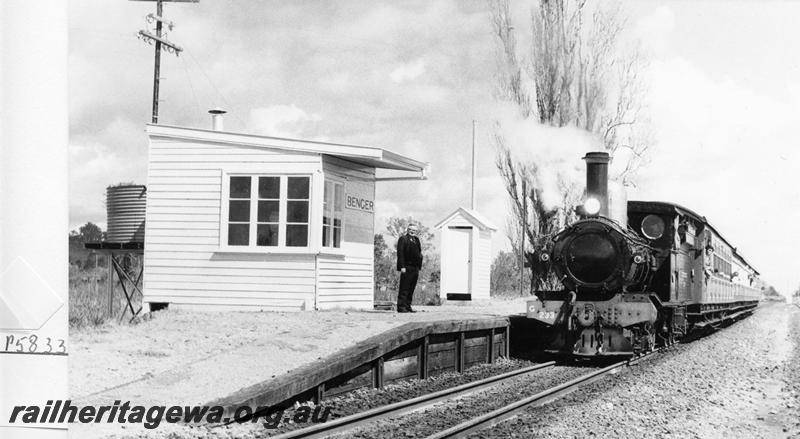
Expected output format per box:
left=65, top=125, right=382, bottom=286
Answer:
left=84, top=241, right=144, bottom=323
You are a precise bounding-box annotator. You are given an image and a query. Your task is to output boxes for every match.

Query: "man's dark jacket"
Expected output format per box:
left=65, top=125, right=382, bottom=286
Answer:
left=396, top=234, right=422, bottom=271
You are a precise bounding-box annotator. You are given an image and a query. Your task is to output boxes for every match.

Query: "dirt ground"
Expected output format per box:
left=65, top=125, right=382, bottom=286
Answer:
left=68, top=298, right=526, bottom=438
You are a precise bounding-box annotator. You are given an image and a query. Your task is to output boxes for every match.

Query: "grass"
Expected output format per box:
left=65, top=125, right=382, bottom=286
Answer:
left=69, top=264, right=143, bottom=328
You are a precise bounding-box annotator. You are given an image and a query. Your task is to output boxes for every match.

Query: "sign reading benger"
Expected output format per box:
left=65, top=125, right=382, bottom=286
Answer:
left=346, top=194, right=374, bottom=213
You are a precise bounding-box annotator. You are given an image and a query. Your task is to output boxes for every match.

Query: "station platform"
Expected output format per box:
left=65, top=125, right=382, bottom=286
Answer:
left=69, top=299, right=527, bottom=415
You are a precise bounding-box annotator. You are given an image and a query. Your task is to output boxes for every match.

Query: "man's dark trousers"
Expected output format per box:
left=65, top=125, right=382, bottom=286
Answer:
left=398, top=266, right=419, bottom=311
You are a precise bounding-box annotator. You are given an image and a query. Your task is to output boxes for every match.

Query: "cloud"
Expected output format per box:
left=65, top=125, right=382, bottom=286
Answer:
left=630, top=55, right=800, bottom=293
left=68, top=114, right=149, bottom=230
left=69, top=140, right=146, bottom=230
left=390, top=59, right=426, bottom=83
left=635, top=5, right=675, bottom=54
left=247, top=105, right=322, bottom=138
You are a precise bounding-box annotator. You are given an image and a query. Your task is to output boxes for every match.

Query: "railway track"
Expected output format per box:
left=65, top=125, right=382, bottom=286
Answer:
left=271, top=361, right=556, bottom=439
left=272, top=351, right=659, bottom=439
left=427, top=351, right=657, bottom=438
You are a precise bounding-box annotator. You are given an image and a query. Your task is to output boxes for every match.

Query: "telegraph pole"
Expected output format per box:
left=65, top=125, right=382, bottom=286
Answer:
left=131, top=0, right=197, bottom=124
left=151, top=0, right=164, bottom=124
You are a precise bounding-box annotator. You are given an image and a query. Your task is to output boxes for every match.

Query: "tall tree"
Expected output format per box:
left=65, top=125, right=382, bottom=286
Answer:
left=69, top=222, right=105, bottom=268
left=490, top=0, right=650, bottom=291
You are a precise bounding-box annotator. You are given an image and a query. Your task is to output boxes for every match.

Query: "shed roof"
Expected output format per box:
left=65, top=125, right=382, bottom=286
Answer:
left=146, top=124, right=429, bottom=174
left=435, top=207, right=498, bottom=231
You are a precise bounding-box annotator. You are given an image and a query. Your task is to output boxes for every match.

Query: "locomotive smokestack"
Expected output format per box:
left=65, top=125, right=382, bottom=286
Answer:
left=583, top=151, right=610, bottom=217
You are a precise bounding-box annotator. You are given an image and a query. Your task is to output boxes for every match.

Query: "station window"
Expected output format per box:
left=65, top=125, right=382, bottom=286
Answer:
left=225, top=175, right=310, bottom=248
left=322, top=180, right=343, bottom=248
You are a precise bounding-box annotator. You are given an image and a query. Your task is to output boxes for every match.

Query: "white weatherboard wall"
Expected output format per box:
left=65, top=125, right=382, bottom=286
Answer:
left=144, top=134, right=320, bottom=311
left=316, top=156, right=375, bottom=310
left=435, top=208, right=496, bottom=302
left=143, top=124, right=426, bottom=312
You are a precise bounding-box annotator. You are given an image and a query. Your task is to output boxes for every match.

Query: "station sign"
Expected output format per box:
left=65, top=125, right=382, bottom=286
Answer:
left=345, top=194, right=374, bottom=213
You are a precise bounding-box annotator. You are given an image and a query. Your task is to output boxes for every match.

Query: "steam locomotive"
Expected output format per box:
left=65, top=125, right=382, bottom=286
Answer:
left=527, top=152, right=761, bottom=356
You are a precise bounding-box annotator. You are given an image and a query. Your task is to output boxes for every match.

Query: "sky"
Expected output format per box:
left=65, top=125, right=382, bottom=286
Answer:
left=68, top=1, right=800, bottom=297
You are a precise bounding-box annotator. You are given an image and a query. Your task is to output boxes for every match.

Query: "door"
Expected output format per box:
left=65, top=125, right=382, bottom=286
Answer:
left=445, top=227, right=472, bottom=294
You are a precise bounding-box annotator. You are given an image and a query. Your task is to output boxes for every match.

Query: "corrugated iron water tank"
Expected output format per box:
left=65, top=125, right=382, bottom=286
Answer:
left=106, top=184, right=146, bottom=243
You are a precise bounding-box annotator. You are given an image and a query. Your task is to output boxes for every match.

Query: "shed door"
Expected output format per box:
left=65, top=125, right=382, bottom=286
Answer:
left=445, top=227, right=472, bottom=294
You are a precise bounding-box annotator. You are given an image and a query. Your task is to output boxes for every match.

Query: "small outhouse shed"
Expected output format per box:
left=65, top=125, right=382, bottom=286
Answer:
left=435, top=208, right=497, bottom=302
left=143, top=118, right=427, bottom=312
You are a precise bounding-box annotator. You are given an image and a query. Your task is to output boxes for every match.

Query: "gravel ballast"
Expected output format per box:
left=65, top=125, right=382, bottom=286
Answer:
left=111, top=358, right=546, bottom=439
left=477, top=302, right=799, bottom=439
left=345, top=364, right=594, bottom=438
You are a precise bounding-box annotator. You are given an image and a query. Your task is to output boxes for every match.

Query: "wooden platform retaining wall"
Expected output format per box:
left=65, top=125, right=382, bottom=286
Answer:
left=210, top=317, right=510, bottom=415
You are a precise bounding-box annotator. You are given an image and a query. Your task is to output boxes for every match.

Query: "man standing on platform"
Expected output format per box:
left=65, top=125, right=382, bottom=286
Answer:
left=396, top=223, right=423, bottom=313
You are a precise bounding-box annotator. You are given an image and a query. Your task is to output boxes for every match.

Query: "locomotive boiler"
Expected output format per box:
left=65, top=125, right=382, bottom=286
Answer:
left=526, top=152, right=760, bottom=356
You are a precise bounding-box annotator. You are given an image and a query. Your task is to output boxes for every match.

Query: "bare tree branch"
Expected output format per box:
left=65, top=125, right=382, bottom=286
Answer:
left=490, top=0, right=651, bottom=292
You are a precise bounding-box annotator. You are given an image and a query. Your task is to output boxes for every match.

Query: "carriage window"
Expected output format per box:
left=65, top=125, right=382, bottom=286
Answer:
left=225, top=175, right=310, bottom=248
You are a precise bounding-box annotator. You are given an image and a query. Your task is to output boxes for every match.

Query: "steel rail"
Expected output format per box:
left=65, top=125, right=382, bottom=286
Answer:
left=425, top=351, right=660, bottom=439
left=270, top=361, right=557, bottom=439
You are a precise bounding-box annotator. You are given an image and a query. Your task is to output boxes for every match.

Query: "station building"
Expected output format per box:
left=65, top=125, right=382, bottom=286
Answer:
left=142, top=114, right=428, bottom=312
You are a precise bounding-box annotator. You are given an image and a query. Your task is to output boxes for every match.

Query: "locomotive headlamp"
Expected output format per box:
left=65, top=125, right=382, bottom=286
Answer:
left=583, top=197, right=601, bottom=215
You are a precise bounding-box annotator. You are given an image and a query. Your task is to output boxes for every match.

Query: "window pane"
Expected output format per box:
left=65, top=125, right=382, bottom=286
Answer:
left=228, top=224, right=249, bottom=246
left=258, top=176, right=280, bottom=199
left=286, top=224, right=308, bottom=247
left=256, top=224, right=279, bottom=246
left=323, top=181, right=333, bottom=247
left=230, top=176, right=251, bottom=199
left=334, top=183, right=343, bottom=211
left=257, top=200, right=280, bottom=222
left=287, top=201, right=309, bottom=223
left=229, top=200, right=250, bottom=222
left=325, top=180, right=334, bottom=208
left=288, top=176, right=310, bottom=199
left=333, top=226, right=341, bottom=248
left=325, top=180, right=332, bottom=200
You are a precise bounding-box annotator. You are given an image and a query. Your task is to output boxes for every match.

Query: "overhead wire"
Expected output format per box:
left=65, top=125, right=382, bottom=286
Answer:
left=181, top=46, right=249, bottom=128
left=179, top=55, right=204, bottom=120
